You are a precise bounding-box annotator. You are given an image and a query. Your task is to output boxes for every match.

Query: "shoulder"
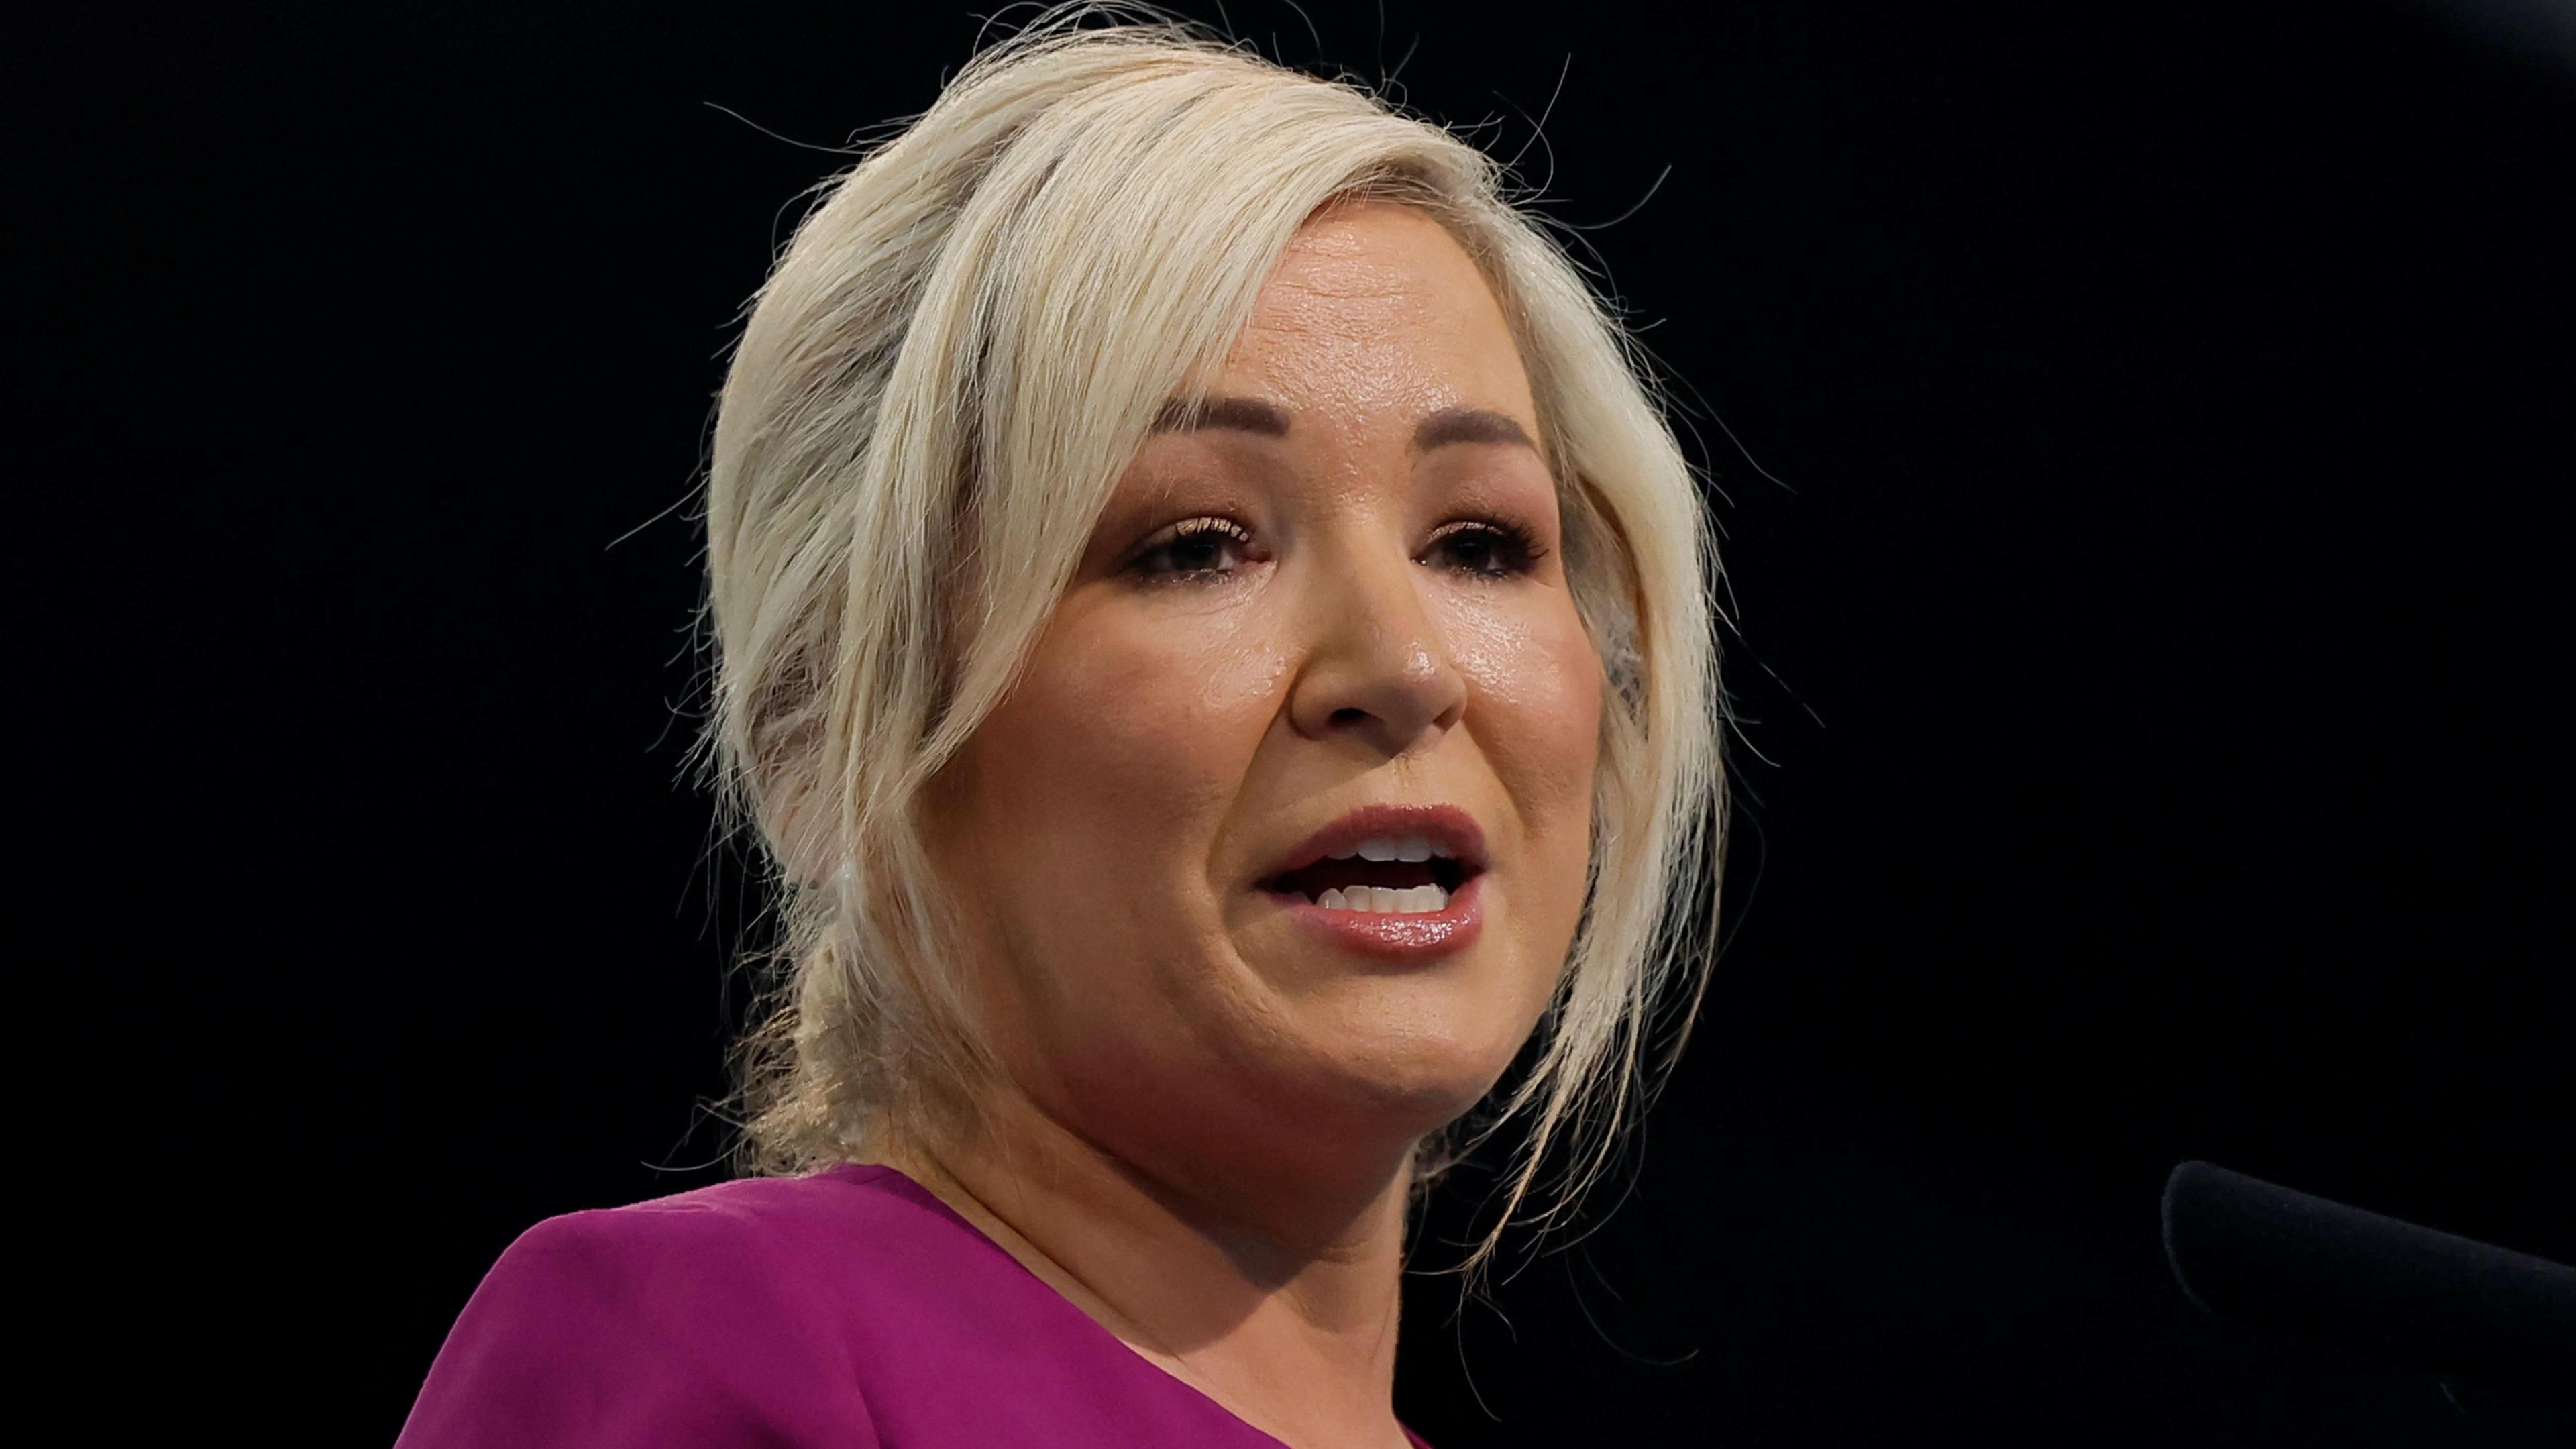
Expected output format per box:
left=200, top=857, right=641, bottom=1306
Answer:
left=493, top=1165, right=930, bottom=1288
left=449, top=1166, right=938, bottom=1346
left=396, top=1166, right=949, bottom=1449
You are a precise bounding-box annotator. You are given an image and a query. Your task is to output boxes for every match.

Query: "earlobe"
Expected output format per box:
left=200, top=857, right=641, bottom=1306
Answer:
left=764, top=783, right=829, bottom=888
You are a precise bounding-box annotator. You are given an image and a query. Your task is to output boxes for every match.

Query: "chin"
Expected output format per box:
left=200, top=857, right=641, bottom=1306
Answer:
left=1293, top=1013, right=1531, bottom=1139
left=1206, top=935, right=1560, bottom=1146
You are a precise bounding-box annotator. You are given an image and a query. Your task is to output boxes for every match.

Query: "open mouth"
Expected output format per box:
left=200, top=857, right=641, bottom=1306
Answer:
left=1259, top=853, right=1480, bottom=914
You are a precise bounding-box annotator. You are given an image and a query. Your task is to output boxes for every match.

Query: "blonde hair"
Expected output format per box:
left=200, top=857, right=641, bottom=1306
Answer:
left=700, top=3, right=1724, bottom=1278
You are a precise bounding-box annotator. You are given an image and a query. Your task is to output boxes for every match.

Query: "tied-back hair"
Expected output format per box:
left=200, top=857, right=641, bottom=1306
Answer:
left=700, top=2, right=1725, bottom=1279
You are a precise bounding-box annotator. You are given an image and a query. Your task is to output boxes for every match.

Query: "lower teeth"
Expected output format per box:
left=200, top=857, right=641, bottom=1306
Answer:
left=1313, top=884, right=1449, bottom=915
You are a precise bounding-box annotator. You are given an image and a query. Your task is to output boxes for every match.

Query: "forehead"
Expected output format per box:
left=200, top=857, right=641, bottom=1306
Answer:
left=1210, top=202, right=1538, bottom=435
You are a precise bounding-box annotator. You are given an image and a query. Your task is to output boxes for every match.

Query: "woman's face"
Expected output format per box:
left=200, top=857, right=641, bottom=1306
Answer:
left=924, top=201, right=1603, bottom=1190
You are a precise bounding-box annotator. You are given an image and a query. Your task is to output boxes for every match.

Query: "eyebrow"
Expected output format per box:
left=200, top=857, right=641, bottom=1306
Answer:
left=1148, top=395, right=1540, bottom=455
left=1150, top=395, right=1289, bottom=437
left=1411, top=405, right=1538, bottom=455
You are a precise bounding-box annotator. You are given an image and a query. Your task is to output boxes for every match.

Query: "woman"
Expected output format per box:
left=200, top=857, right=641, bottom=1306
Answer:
left=398, top=9, right=1723, bottom=1447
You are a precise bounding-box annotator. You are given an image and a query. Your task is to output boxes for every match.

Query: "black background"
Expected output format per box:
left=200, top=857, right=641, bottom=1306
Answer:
left=36, top=1, right=2572, bottom=1442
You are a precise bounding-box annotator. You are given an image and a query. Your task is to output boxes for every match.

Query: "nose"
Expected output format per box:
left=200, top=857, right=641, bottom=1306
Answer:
left=1285, top=524, right=1469, bottom=757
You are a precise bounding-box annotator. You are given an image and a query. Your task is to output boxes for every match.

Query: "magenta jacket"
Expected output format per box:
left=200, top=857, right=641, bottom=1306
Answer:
left=397, top=1162, right=1436, bottom=1448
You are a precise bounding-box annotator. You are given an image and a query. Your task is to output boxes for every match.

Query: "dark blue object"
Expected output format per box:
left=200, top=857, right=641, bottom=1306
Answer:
left=2163, top=1160, right=2576, bottom=1407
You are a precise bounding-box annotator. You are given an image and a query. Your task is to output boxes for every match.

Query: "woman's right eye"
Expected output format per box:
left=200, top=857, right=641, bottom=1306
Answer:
left=1128, top=517, right=1256, bottom=584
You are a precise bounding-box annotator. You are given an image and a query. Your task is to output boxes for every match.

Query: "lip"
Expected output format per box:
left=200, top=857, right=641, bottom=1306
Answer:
left=1252, top=802, right=1489, bottom=963
left=1256, top=802, right=1490, bottom=881
left=1264, top=871, right=1485, bottom=961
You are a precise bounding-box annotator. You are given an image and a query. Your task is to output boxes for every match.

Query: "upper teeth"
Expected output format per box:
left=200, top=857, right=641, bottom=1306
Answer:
left=1328, top=835, right=1450, bottom=863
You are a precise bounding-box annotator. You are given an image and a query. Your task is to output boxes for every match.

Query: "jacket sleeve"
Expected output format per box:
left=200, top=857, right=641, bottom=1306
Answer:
left=392, top=1206, right=881, bottom=1449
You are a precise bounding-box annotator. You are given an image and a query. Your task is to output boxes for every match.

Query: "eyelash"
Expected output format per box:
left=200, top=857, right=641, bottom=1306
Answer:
left=1126, top=515, right=1550, bottom=587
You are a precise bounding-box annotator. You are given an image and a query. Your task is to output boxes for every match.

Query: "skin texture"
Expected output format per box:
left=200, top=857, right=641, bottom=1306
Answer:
left=896, top=201, right=1605, bottom=1448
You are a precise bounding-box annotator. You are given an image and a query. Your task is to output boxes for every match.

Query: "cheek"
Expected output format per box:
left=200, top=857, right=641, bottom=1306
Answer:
left=1451, top=597, right=1605, bottom=821
left=1449, top=594, right=1605, bottom=957
left=961, top=598, right=1285, bottom=968
left=1012, top=604, right=1283, bottom=829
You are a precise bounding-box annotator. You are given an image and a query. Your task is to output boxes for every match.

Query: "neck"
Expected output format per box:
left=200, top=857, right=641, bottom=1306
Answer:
left=879, top=1088, right=1419, bottom=1449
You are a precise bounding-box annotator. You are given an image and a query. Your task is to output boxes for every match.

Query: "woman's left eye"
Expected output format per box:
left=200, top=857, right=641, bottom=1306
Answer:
left=1425, top=519, right=1549, bottom=580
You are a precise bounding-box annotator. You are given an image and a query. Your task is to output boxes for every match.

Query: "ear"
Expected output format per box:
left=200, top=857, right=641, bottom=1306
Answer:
left=756, top=754, right=837, bottom=888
